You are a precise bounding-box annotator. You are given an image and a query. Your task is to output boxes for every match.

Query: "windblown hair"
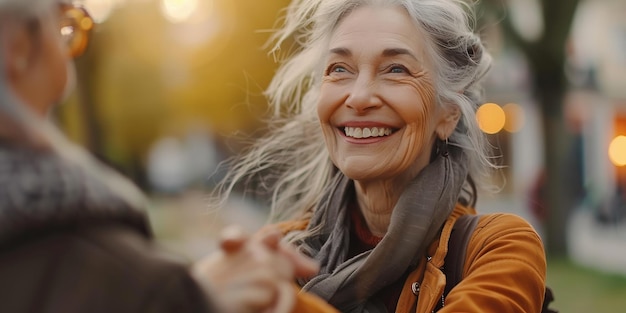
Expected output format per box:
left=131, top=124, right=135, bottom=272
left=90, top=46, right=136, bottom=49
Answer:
left=214, top=0, right=496, bottom=222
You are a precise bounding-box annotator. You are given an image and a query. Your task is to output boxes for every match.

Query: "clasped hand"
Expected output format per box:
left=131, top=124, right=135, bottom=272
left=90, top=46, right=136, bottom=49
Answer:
left=192, top=225, right=318, bottom=313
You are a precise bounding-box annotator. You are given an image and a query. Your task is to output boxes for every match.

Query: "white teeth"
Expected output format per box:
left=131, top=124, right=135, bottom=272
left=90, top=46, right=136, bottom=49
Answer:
left=344, top=127, right=393, bottom=138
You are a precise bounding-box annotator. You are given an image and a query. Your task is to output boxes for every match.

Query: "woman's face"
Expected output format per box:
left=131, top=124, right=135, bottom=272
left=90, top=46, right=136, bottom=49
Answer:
left=318, top=5, right=454, bottom=183
left=36, top=5, right=72, bottom=111
left=4, top=2, right=74, bottom=116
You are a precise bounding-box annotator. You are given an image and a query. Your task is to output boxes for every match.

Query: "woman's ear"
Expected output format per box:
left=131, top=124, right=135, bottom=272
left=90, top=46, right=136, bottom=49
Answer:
left=435, top=104, right=461, bottom=140
left=1, top=20, right=34, bottom=83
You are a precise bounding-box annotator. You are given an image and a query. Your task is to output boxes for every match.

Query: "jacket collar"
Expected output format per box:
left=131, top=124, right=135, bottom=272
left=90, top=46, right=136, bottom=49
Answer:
left=402, top=203, right=475, bottom=313
left=0, top=143, right=150, bottom=246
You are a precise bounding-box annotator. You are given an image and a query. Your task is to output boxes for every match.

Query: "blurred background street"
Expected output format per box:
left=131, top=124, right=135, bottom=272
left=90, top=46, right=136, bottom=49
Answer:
left=55, top=0, right=626, bottom=312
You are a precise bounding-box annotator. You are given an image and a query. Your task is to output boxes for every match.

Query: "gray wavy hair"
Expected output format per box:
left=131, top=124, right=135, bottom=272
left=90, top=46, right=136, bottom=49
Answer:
left=0, top=0, right=61, bottom=16
left=214, top=0, right=496, bottom=222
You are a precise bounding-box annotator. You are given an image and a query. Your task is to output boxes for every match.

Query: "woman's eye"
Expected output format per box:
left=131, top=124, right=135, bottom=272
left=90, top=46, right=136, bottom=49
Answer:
left=326, top=63, right=348, bottom=75
left=388, top=65, right=408, bottom=74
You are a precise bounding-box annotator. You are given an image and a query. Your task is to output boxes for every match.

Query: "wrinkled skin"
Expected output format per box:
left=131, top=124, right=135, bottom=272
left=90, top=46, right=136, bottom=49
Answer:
left=317, top=5, right=460, bottom=236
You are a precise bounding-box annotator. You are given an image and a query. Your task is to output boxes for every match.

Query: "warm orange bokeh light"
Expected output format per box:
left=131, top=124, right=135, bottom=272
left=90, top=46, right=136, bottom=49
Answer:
left=609, top=135, right=626, bottom=167
left=503, top=103, right=525, bottom=133
left=476, top=103, right=506, bottom=134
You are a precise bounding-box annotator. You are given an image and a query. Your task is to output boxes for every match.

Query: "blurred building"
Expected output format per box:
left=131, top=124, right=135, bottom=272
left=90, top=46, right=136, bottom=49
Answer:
left=481, top=0, right=626, bottom=221
left=569, top=0, right=626, bottom=222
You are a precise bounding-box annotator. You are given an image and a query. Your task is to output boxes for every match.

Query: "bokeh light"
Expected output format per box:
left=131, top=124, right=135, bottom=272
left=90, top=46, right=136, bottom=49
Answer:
left=160, top=0, right=198, bottom=23
left=609, top=135, right=626, bottom=167
left=83, top=0, right=115, bottom=23
left=503, top=103, right=525, bottom=133
left=476, top=103, right=506, bottom=134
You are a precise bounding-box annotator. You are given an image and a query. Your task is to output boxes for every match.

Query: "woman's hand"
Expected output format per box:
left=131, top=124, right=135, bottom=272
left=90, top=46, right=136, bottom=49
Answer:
left=192, top=225, right=318, bottom=313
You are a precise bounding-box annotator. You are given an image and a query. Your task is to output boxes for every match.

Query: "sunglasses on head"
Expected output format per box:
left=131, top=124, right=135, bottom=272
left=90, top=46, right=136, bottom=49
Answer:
left=59, top=4, right=94, bottom=58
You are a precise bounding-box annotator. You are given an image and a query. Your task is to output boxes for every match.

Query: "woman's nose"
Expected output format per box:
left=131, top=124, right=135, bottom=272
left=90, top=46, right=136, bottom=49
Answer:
left=345, top=75, right=382, bottom=113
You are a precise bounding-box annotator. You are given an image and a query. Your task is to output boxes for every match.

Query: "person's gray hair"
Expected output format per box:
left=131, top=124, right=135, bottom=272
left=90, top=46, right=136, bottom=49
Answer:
left=213, top=0, right=497, bottom=223
left=0, top=0, right=60, bottom=17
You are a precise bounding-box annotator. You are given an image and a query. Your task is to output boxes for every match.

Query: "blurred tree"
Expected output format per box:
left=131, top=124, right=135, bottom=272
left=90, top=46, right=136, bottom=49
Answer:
left=57, top=0, right=291, bottom=189
left=481, top=0, right=581, bottom=256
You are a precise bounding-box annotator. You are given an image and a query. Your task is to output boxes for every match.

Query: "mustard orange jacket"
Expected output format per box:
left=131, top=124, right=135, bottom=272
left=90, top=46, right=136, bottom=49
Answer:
left=284, top=204, right=547, bottom=313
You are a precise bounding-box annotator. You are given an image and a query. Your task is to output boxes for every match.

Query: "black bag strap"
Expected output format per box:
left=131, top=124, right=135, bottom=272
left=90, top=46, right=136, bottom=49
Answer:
left=443, top=214, right=558, bottom=313
left=443, top=214, right=480, bottom=297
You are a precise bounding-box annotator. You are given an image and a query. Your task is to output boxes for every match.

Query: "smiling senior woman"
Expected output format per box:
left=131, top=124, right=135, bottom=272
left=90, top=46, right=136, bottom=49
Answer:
left=0, top=1, right=322, bottom=312
left=215, top=0, right=548, bottom=312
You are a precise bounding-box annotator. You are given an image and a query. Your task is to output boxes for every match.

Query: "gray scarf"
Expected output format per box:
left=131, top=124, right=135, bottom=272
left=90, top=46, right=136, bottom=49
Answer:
left=297, top=145, right=469, bottom=312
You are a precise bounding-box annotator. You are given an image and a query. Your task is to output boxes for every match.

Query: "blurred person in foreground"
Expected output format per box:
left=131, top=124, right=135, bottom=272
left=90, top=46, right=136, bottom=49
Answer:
left=0, top=1, right=325, bottom=312
left=215, top=0, right=548, bottom=312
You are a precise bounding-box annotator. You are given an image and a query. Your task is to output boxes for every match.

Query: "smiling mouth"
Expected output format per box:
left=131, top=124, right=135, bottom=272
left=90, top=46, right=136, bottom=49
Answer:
left=342, top=126, right=397, bottom=139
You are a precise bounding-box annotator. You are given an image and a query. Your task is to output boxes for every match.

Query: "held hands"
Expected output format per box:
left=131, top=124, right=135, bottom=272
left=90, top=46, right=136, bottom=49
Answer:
left=192, top=225, right=319, bottom=313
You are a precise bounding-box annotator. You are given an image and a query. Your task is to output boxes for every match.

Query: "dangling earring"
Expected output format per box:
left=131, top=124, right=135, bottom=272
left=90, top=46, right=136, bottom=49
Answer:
left=439, top=138, right=449, bottom=158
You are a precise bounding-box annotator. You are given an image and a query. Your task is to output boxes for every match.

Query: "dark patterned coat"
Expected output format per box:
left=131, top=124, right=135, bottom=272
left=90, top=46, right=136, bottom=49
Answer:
left=0, top=143, right=215, bottom=313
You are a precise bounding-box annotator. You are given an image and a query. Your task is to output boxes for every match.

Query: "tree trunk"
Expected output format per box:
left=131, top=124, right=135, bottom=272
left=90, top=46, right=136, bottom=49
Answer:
left=527, top=0, right=581, bottom=256
left=530, top=42, right=580, bottom=256
left=537, top=84, right=572, bottom=257
left=479, top=0, right=581, bottom=257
